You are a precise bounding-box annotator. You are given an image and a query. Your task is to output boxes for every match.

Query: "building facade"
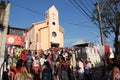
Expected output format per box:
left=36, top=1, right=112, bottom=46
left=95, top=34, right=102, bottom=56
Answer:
left=7, top=27, right=25, bottom=36
left=0, top=1, right=10, bottom=78
left=25, top=6, right=64, bottom=50
left=0, top=1, right=10, bottom=65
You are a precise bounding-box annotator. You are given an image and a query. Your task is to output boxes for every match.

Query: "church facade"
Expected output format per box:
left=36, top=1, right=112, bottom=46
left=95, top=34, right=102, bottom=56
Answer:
left=25, top=6, right=64, bottom=50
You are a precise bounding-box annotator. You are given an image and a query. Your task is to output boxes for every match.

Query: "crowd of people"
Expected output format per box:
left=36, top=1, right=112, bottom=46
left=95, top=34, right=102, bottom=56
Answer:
left=2, top=47, right=120, bottom=80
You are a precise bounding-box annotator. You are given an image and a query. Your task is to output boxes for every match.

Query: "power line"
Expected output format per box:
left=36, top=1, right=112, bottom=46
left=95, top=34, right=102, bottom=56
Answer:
left=11, top=1, right=94, bottom=28
left=69, top=0, right=90, bottom=20
left=10, top=1, right=44, bottom=16
left=72, top=0, right=99, bottom=27
left=106, top=1, right=115, bottom=14
left=78, top=0, right=93, bottom=16
left=10, top=1, right=98, bottom=29
left=69, top=0, right=98, bottom=26
left=72, top=0, right=92, bottom=20
left=79, top=0, right=98, bottom=26
left=61, top=20, right=96, bottom=28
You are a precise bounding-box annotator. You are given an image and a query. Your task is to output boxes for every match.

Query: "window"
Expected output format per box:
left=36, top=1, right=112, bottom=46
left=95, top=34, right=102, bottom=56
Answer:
left=52, top=22, right=55, bottom=25
left=52, top=31, right=57, bottom=37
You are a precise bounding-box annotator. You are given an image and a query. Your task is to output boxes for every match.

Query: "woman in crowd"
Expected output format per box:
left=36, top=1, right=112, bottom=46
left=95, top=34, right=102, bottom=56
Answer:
left=32, top=56, right=40, bottom=80
left=14, top=65, right=33, bottom=80
left=111, top=66, right=120, bottom=80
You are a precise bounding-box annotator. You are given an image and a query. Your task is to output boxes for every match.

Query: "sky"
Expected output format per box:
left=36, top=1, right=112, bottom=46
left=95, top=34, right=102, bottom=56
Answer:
left=8, top=0, right=103, bottom=47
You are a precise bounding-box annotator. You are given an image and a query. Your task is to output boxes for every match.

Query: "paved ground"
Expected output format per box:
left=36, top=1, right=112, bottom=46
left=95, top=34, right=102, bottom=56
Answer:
left=92, top=67, right=102, bottom=80
left=90, top=67, right=110, bottom=80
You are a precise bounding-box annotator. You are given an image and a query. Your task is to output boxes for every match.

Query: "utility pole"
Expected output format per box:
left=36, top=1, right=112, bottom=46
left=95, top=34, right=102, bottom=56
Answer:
left=95, top=2, right=105, bottom=45
left=0, top=1, right=10, bottom=79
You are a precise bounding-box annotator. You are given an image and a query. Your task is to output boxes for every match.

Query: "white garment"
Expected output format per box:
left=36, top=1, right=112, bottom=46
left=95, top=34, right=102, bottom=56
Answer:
left=34, top=59, right=39, bottom=66
left=32, top=56, right=35, bottom=60
left=85, top=62, right=91, bottom=69
left=8, top=57, right=12, bottom=64
left=40, top=58, right=45, bottom=66
left=85, top=62, right=92, bottom=74
left=76, top=61, right=84, bottom=73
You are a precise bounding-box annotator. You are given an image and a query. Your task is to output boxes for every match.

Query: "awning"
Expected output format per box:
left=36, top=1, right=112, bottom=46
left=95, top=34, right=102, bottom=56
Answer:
left=72, top=40, right=90, bottom=46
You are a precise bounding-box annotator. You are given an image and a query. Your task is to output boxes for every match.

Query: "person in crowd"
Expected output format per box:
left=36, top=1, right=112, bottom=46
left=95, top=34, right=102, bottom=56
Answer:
left=4, top=54, right=10, bottom=69
left=89, top=63, right=94, bottom=80
left=39, top=54, right=46, bottom=79
left=59, top=57, right=68, bottom=80
left=11, top=52, right=18, bottom=66
left=7, top=54, right=12, bottom=70
left=46, top=54, right=52, bottom=66
left=16, top=58, right=24, bottom=74
left=26, top=50, right=33, bottom=73
left=111, top=66, right=120, bottom=80
left=8, top=62, right=16, bottom=80
left=66, top=59, right=74, bottom=80
left=20, top=50, right=27, bottom=62
left=82, top=60, right=86, bottom=69
left=54, top=60, right=60, bottom=80
left=42, top=61, right=53, bottom=80
left=40, top=54, right=46, bottom=66
left=32, top=56, right=40, bottom=80
left=76, top=58, right=84, bottom=80
left=84, top=58, right=92, bottom=80
left=33, top=56, right=40, bottom=73
left=101, top=58, right=106, bottom=79
left=14, top=65, right=33, bottom=80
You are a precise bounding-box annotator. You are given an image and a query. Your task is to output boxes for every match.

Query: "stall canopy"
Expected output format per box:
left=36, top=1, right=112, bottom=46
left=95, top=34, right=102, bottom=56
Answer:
left=72, top=40, right=90, bottom=48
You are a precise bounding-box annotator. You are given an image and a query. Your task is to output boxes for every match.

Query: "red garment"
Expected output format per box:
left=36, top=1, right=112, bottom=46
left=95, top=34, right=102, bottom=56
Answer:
left=21, top=53, right=27, bottom=62
left=47, top=58, right=51, bottom=65
left=32, top=53, right=35, bottom=57
left=66, top=61, right=70, bottom=66
left=83, top=61, right=86, bottom=68
left=9, top=71, right=15, bottom=78
left=40, top=49, right=44, bottom=54
left=16, top=67, right=21, bottom=74
left=66, top=61, right=70, bottom=70
left=33, top=66, right=39, bottom=72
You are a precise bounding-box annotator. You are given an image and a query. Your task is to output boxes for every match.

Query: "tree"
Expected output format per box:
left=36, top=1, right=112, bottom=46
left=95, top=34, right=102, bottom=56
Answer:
left=93, top=0, right=120, bottom=56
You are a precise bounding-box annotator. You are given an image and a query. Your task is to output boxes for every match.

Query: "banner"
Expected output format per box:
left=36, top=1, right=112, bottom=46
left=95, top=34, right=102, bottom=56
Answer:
left=6, top=35, right=25, bottom=46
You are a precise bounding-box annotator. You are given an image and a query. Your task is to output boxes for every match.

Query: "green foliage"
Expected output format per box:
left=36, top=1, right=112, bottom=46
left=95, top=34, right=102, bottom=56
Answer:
left=93, top=0, right=120, bottom=55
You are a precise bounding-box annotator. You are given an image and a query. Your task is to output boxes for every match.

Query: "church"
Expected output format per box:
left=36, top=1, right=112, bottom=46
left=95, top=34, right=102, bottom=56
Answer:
left=25, top=6, right=64, bottom=50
